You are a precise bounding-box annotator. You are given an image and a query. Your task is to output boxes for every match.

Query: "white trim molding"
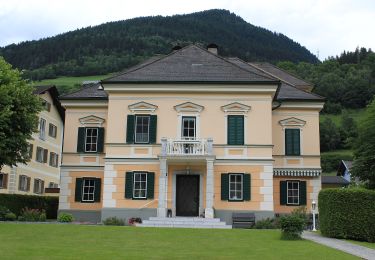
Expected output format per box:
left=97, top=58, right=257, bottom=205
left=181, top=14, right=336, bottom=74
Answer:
left=174, top=102, right=204, bottom=113
left=79, top=115, right=105, bottom=127
left=221, top=102, right=251, bottom=113
left=128, top=101, right=158, bottom=113
left=273, top=168, right=321, bottom=177
left=279, top=117, right=306, bottom=127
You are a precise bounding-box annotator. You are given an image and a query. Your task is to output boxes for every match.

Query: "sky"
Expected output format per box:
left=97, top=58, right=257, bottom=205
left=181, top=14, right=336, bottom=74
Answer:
left=0, top=0, right=374, bottom=60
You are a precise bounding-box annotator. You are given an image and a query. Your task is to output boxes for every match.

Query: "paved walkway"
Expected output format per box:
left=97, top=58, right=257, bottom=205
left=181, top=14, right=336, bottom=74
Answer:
left=302, top=231, right=375, bottom=260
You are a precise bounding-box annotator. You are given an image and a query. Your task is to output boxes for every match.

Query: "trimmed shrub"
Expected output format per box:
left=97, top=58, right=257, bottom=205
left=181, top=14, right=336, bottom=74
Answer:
left=4, top=212, right=17, bottom=221
left=0, top=194, right=58, bottom=219
left=280, top=214, right=306, bottom=240
left=253, top=218, right=279, bottom=229
left=319, top=188, right=375, bottom=242
left=57, top=213, right=74, bottom=223
left=103, top=217, right=125, bottom=226
left=18, top=208, right=46, bottom=222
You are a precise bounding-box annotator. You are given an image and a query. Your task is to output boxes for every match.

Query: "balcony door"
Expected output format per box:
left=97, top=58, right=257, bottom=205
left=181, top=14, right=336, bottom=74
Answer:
left=181, top=116, right=196, bottom=140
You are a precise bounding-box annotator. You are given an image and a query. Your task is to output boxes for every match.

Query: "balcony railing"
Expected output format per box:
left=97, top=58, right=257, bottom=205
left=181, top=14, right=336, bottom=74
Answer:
left=161, top=138, right=213, bottom=156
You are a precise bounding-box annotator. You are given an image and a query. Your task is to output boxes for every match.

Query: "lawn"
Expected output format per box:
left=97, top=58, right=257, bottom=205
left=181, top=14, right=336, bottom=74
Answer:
left=0, top=223, right=358, bottom=259
left=320, top=109, right=365, bottom=125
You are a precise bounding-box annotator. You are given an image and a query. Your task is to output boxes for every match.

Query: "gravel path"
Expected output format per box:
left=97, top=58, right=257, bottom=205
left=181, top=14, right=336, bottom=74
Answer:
left=302, top=231, right=375, bottom=260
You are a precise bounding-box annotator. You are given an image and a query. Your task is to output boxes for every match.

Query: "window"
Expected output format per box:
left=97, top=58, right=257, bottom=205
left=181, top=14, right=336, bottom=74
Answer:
left=27, top=144, right=33, bottom=159
left=36, top=147, right=48, bottom=163
left=49, top=123, right=57, bottom=138
left=85, top=128, right=98, bottom=152
left=82, top=178, right=96, bottom=202
left=229, top=174, right=243, bottom=201
left=49, top=182, right=58, bottom=188
left=19, top=175, right=29, bottom=191
left=41, top=99, right=51, bottom=112
left=33, top=179, right=44, bottom=194
left=39, top=118, right=46, bottom=140
left=135, top=116, right=150, bottom=143
left=133, top=172, right=147, bottom=199
left=49, top=152, right=59, bottom=167
left=227, top=115, right=244, bottom=145
left=285, top=129, right=300, bottom=156
left=287, top=181, right=299, bottom=205
left=181, top=117, right=196, bottom=140
left=0, top=173, right=8, bottom=189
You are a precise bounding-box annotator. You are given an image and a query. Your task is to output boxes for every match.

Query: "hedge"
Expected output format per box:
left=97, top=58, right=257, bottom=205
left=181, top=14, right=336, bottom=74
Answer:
left=319, top=188, right=375, bottom=242
left=0, top=194, right=58, bottom=219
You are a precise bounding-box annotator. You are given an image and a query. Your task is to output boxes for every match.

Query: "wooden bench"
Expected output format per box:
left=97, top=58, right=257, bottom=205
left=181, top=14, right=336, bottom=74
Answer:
left=232, top=213, right=255, bottom=229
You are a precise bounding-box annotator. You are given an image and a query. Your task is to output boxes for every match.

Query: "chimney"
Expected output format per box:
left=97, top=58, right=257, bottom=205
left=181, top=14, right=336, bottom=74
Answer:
left=207, top=43, right=218, bottom=55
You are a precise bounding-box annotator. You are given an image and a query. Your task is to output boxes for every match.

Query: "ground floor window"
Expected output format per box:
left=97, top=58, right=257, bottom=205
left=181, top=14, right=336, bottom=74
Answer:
left=280, top=180, right=307, bottom=206
left=133, top=172, right=147, bottom=199
left=74, top=177, right=101, bottom=203
left=19, top=175, right=30, bottom=191
left=287, top=181, right=299, bottom=205
left=0, top=173, right=8, bottom=189
left=125, top=172, right=154, bottom=200
left=229, top=174, right=243, bottom=201
left=82, top=178, right=95, bottom=202
left=33, top=179, right=44, bottom=194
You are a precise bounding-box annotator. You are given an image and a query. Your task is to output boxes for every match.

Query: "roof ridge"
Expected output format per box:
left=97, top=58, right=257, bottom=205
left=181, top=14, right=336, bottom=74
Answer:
left=225, top=57, right=278, bottom=81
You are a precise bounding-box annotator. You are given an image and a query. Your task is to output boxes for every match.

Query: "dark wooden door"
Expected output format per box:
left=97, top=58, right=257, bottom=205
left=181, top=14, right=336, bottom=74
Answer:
left=176, top=175, right=199, bottom=216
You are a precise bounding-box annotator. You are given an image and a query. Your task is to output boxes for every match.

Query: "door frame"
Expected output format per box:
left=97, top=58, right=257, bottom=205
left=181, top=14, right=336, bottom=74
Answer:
left=172, top=170, right=203, bottom=217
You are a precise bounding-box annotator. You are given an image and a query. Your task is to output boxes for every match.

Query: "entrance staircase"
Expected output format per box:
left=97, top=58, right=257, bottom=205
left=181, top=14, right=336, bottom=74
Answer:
left=137, top=217, right=232, bottom=229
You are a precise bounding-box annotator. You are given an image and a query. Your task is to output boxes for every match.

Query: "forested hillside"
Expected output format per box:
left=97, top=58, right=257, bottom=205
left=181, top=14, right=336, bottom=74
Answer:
left=0, top=9, right=318, bottom=80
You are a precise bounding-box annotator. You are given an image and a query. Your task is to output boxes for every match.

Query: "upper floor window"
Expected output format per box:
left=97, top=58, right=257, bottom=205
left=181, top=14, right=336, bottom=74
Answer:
left=49, top=152, right=59, bottom=167
left=27, top=144, right=33, bottom=159
left=229, top=174, right=243, bottom=201
left=36, top=146, right=48, bottom=163
left=41, top=99, right=51, bottom=112
left=285, top=129, right=300, bottom=156
left=85, top=128, right=98, bottom=152
left=0, top=173, right=8, bottom=189
left=227, top=115, right=244, bottom=145
left=39, top=118, right=46, bottom=140
left=135, top=115, right=150, bottom=144
left=181, top=117, right=196, bottom=140
left=49, top=123, right=57, bottom=138
left=33, top=179, right=44, bottom=194
left=18, top=175, right=30, bottom=192
left=49, top=182, right=59, bottom=188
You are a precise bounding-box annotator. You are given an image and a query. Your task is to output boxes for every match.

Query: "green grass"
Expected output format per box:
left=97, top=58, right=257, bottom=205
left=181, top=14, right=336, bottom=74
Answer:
left=0, top=223, right=358, bottom=259
left=321, top=149, right=354, bottom=157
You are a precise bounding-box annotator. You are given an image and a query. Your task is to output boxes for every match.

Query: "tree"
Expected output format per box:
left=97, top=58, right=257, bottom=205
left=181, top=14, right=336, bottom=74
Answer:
left=339, top=111, right=357, bottom=148
left=0, top=57, right=41, bottom=171
left=320, top=118, right=341, bottom=152
left=351, top=98, right=375, bottom=188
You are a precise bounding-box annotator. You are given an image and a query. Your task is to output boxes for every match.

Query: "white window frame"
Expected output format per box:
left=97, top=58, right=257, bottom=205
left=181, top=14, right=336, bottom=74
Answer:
left=19, top=175, right=28, bottom=191
left=49, top=123, right=57, bottom=138
left=82, top=178, right=95, bottom=202
left=39, top=118, right=46, bottom=140
left=85, top=128, right=98, bottom=152
left=49, top=182, right=58, bottom=188
left=181, top=116, right=196, bottom=140
left=287, top=181, right=300, bottom=205
left=34, top=179, right=44, bottom=194
left=49, top=152, right=58, bottom=167
left=36, top=147, right=44, bottom=163
left=229, top=173, right=243, bottom=201
left=133, top=172, right=147, bottom=199
left=134, top=115, right=150, bottom=144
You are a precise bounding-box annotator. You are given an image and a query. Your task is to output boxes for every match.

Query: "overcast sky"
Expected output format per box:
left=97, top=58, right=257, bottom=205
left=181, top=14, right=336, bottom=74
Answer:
left=0, top=0, right=374, bottom=60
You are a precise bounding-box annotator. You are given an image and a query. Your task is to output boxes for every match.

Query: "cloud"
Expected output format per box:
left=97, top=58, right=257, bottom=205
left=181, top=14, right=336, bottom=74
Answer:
left=0, top=0, right=374, bottom=59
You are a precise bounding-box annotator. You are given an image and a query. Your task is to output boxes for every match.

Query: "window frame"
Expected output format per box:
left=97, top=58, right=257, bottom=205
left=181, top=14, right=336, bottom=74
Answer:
left=0, top=173, right=6, bottom=189
left=48, top=123, right=57, bottom=138
left=286, top=180, right=300, bottom=205
left=81, top=178, right=96, bottom=202
left=228, top=173, right=243, bottom=201
left=227, top=115, right=245, bottom=145
left=36, top=146, right=44, bottom=163
left=285, top=128, right=301, bottom=156
left=39, top=118, right=46, bottom=140
left=85, top=128, right=98, bottom=153
left=49, top=152, right=58, bottom=167
left=34, top=178, right=44, bottom=194
left=132, top=172, right=147, bottom=199
left=181, top=116, right=196, bottom=140
left=19, top=175, right=29, bottom=192
left=134, top=115, right=150, bottom=144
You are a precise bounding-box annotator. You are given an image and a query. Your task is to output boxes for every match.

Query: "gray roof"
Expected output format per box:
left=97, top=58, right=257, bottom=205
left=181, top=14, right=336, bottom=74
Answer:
left=102, top=45, right=278, bottom=83
left=248, top=62, right=313, bottom=88
left=321, top=176, right=350, bottom=185
left=59, top=82, right=108, bottom=100
left=343, top=160, right=353, bottom=169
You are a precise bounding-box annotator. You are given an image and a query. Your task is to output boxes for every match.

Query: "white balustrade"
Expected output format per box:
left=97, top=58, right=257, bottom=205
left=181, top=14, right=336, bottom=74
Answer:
left=161, top=138, right=213, bottom=156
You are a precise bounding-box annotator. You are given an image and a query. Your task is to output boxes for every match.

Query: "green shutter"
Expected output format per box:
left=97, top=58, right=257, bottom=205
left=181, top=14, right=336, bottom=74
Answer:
left=221, top=174, right=229, bottom=200
left=147, top=172, right=155, bottom=199
left=243, top=174, right=251, bottom=201
left=280, top=181, right=287, bottom=205
left=94, top=178, right=101, bottom=202
left=97, top=127, right=105, bottom=153
left=293, top=130, right=300, bottom=155
left=126, top=115, right=135, bottom=144
left=285, top=129, right=293, bottom=155
left=77, top=127, right=85, bottom=152
left=236, top=116, right=244, bottom=145
left=227, top=116, right=244, bottom=145
left=75, top=178, right=83, bottom=202
left=149, top=115, right=157, bottom=144
left=125, top=172, right=134, bottom=199
left=227, top=116, right=236, bottom=145
left=299, top=181, right=307, bottom=205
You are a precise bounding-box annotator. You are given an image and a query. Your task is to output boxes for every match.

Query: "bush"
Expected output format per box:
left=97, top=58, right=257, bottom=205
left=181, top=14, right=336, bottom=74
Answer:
left=0, top=194, right=58, bottom=219
left=4, top=212, right=17, bottom=221
left=0, top=206, right=12, bottom=220
left=57, top=213, right=74, bottom=223
left=103, top=217, right=125, bottom=226
left=319, top=188, right=375, bottom=242
left=253, top=218, right=279, bottom=229
left=18, top=208, right=46, bottom=222
left=279, top=214, right=306, bottom=240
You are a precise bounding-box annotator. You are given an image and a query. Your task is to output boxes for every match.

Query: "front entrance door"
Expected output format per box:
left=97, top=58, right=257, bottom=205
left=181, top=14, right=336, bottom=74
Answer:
left=176, top=175, right=199, bottom=216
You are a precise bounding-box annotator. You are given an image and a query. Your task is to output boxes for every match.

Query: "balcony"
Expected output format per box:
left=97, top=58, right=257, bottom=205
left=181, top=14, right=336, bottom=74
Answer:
left=161, top=138, right=213, bottom=156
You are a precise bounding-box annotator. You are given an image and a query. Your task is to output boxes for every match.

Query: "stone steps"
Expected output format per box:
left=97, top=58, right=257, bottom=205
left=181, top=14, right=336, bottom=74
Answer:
left=137, top=217, right=232, bottom=229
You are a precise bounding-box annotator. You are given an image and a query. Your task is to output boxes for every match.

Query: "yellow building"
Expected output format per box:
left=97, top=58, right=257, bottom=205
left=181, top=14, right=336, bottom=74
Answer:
left=0, top=86, right=64, bottom=196
left=58, top=45, right=324, bottom=225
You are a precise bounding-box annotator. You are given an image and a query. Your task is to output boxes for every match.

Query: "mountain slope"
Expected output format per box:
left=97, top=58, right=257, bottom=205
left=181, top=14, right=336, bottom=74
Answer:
left=0, top=9, right=318, bottom=80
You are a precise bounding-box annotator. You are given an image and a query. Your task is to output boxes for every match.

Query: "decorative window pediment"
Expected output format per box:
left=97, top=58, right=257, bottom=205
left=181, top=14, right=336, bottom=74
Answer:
left=279, top=117, right=306, bottom=127
left=174, top=102, right=204, bottom=113
left=128, top=101, right=158, bottom=113
left=221, top=102, right=251, bottom=113
left=79, top=115, right=105, bottom=127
